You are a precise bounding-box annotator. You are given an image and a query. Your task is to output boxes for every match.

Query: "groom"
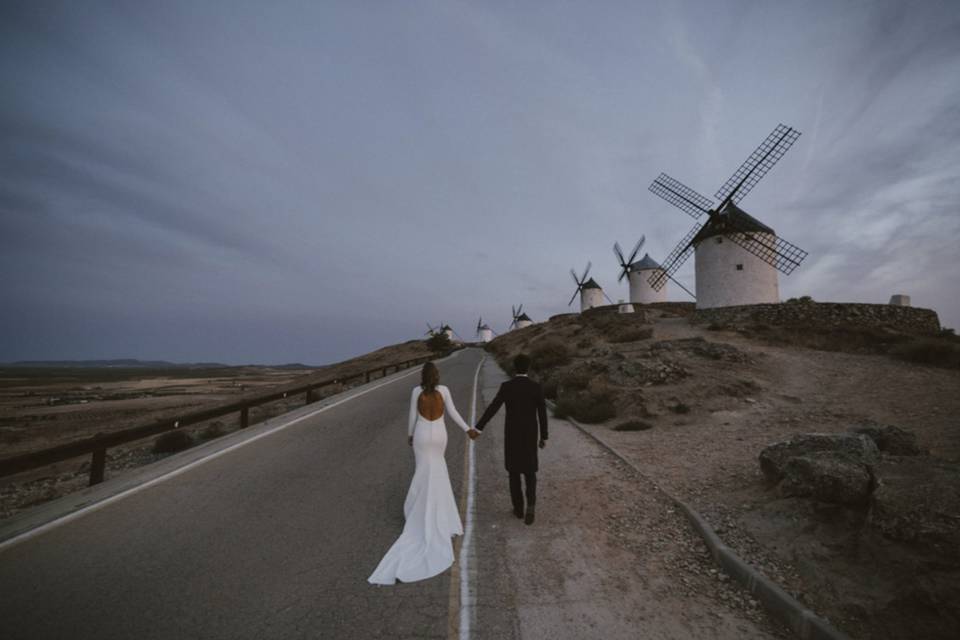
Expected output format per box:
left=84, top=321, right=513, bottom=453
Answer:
left=474, top=353, right=548, bottom=525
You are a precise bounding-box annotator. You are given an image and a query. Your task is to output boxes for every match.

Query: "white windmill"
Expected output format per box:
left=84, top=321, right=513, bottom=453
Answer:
left=510, top=305, right=534, bottom=330
left=475, top=317, right=495, bottom=343
left=647, top=124, right=809, bottom=309
left=426, top=322, right=460, bottom=342
left=568, top=262, right=611, bottom=312
left=613, top=236, right=671, bottom=304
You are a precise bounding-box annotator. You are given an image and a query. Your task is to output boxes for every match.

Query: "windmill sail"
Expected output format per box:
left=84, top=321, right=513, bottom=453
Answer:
left=719, top=210, right=809, bottom=275
left=649, top=173, right=713, bottom=219
left=714, top=124, right=801, bottom=206
left=648, top=222, right=702, bottom=291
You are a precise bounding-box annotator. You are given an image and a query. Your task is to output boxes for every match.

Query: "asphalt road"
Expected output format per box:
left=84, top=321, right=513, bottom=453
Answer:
left=0, top=349, right=484, bottom=640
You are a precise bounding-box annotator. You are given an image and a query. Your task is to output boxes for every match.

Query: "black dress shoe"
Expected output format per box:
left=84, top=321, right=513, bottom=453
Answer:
left=513, top=505, right=524, bottom=519
left=524, top=506, right=535, bottom=525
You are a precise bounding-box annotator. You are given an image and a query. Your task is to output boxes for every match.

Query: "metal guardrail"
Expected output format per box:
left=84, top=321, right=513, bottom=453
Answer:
left=0, top=351, right=453, bottom=486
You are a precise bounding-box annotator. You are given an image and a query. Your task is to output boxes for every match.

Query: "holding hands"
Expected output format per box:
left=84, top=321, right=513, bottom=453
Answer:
left=467, top=428, right=480, bottom=440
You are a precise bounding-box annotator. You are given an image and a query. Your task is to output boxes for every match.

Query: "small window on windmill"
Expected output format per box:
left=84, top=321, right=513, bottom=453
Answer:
left=736, top=264, right=743, bottom=271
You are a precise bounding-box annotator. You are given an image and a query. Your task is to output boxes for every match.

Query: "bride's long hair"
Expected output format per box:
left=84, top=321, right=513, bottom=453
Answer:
left=421, top=361, right=440, bottom=393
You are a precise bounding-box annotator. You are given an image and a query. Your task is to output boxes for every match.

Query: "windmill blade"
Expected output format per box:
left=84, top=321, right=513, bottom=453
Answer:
left=627, top=236, right=645, bottom=265
left=567, top=287, right=580, bottom=307
left=451, top=328, right=465, bottom=341
left=613, top=241, right=626, bottom=266
left=721, top=215, right=809, bottom=275
left=570, top=268, right=582, bottom=286
left=613, top=243, right=630, bottom=282
left=649, top=173, right=713, bottom=219
left=715, top=124, right=801, bottom=206
left=666, top=272, right=697, bottom=300
left=648, top=222, right=703, bottom=291
left=476, top=317, right=483, bottom=334
left=602, top=290, right=615, bottom=305
left=516, top=303, right=523, bottom=317
left=581, top=261, right=592, bottom=282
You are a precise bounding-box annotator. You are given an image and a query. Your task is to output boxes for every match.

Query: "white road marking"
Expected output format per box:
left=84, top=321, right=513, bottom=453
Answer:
left=459, top=355, right=484, bottom=639
left=0, top=351, right=465, bottom=553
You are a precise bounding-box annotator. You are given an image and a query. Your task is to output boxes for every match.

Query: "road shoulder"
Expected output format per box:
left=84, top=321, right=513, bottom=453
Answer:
left=471, top=358, right=787, bottom=639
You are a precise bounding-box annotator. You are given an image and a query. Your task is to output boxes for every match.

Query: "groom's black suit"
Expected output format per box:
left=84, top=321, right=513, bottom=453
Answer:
left=475, top=374, right=548, bottom=510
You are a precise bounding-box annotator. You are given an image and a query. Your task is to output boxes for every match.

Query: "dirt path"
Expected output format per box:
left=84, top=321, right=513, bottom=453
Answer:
left=471, top=359, right=788, bottom=639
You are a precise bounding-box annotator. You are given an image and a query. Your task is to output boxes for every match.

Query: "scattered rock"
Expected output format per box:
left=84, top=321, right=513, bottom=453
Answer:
left=759, top=433, right=879, bottom=484
left=780, top=453, right=874, bottom=504
left=613, top=420, right=654, bottom=432
left=853, top=425, right=927, bottom=456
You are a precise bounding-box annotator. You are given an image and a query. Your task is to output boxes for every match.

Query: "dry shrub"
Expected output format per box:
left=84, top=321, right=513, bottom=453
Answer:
left=745, top=323, right=910, bottom=354
left=607, top=326, right=654, bottom=343
left=670, top=402, right=691, bottom=414
left=200, top=421, right=226, bottom=440
left=153, top=430, right=194, bottom=454
left=890, top=337, right=960, bottom=369
left=426, top=333, right=452, bottom=353
left=541, top=377, right=558, bottom=400
left=613, top=420, right=653, bottom=431
left=530, top=339, right=571, bottom=371
left=554, top=389, right=617, bottom=424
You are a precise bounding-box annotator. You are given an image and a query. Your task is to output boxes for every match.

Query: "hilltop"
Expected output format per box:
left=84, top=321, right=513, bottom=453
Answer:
left=485, top=302, right=959, bottom=640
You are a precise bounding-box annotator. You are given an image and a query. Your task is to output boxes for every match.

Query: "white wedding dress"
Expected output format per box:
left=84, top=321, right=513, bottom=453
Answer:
left=368, top=384, right=471, bottom=585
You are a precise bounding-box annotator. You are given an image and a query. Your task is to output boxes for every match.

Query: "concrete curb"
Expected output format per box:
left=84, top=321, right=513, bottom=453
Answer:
left=547, top=400, right=850, bottom=640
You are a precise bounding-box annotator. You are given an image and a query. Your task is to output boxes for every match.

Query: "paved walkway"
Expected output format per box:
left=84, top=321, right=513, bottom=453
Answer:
left=470, top=358, right=784, bottom=639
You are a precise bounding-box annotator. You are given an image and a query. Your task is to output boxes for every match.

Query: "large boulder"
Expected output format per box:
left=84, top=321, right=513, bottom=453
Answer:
left=870, top=456, right=960, bottom=557
left=853, top=425, right=926, bottom=456
left=759, top=433, right=880, bottom=483
left=779, top=452, right=874, bottom=504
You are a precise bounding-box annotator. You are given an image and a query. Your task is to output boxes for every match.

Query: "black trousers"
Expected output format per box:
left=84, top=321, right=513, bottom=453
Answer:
left=509, top=471, right=537, bottom=509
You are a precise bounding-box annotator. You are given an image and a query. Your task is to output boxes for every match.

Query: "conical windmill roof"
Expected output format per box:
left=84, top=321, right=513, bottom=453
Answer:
left=581, top=278, right=602, bottom=290
left=517, top=313, right=532, bottom=321
left=629, top=253, right=661, bottom=271
left=690, top=202, right=775, bottom=246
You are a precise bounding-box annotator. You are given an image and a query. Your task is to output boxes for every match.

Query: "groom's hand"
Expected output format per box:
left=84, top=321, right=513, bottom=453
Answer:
left=467, top=428, right=480, bottom=440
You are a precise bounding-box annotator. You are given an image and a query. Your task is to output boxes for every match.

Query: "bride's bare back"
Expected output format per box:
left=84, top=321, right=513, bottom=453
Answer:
left=417, top=390, right=444, bottom=420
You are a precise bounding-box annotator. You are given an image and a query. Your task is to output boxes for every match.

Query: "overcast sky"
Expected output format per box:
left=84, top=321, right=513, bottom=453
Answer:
left=1, top=0, right=958, bottom=365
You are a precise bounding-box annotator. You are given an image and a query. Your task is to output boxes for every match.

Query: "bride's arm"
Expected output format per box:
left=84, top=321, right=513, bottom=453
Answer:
left=408, top=386, right=420, bottom=438
left=439, top=386, right=471, bottom=432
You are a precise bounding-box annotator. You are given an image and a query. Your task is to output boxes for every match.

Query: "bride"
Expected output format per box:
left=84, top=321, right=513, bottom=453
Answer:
left=368, top=361, right=478, bottom=585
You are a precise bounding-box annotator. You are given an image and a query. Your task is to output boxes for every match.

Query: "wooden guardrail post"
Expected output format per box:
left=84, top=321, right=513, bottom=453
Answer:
left=89, top=447, right=106, bottom=486
left=240, top=407, right=249, bottom=429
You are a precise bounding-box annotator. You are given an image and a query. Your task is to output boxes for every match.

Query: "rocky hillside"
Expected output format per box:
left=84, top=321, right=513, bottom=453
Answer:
left=485, top=303, right=960, bottom=640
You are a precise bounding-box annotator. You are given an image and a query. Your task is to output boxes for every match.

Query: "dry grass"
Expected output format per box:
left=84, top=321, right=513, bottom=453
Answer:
left=607, top=326, right=654, bottom=343
left=152, top=430, right=194, bottom=454
left=890, top=337, right=960, bottom=369
left=530, top=339, right=572, bottom=371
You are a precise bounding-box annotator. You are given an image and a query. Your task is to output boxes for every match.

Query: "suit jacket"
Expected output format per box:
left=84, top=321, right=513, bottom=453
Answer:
left=475, top=375, right=548, bottom=473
